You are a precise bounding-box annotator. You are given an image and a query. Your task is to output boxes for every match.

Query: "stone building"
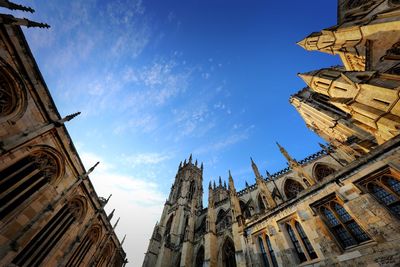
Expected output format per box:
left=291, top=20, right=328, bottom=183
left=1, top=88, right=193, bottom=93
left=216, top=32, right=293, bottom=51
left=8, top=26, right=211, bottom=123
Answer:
left=143, top=1, right=400, bottom=266
left=0, top=3, right=127, bottom=267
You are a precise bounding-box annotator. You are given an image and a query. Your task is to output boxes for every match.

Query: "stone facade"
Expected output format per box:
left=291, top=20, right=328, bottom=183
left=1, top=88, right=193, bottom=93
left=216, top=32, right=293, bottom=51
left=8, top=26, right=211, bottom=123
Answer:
left=143, top=1, right=400, bottom=267
left=0, top=10, right=126, bottom=267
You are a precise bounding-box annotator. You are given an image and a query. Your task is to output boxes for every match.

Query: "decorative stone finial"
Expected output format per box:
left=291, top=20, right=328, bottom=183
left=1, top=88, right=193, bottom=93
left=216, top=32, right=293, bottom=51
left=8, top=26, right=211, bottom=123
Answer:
left=0, top=14, right=50, bottom=28
left=121, top=234, right=126, bottom=246
left=0, top=0, right=35, bottom=13
left=107, top=209, right=115, bottom=221
left=81, top=161, right=100, bottom=179
left=113, top=217, right=120, bottom=230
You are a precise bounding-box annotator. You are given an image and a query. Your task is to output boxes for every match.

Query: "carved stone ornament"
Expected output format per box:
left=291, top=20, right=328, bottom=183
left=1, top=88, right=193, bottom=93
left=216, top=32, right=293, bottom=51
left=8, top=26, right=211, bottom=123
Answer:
left=33, top=152, right=58, bottom=181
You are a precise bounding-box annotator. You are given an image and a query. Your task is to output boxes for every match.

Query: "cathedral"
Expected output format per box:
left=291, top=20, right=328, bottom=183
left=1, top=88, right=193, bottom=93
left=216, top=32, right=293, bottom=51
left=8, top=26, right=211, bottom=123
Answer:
left=0, top=2, right=127, bottom=267
left=143, top=1, right=400, bottom=266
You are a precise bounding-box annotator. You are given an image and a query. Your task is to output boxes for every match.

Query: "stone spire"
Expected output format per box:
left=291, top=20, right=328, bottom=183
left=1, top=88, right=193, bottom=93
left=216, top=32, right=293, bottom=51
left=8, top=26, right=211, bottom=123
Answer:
left=218, top=176, right=222, bottom=187
left=276, top=142, right=299, bottom=169
left=276, top=142, right=315, bottom=185
left=251, top=157, right=261, bottom=178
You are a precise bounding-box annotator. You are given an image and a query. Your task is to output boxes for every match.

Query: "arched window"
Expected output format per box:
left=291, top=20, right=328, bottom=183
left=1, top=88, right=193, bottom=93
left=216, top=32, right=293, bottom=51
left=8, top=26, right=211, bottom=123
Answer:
left=95, top=242, right=114, bottom=267
left=195, top=217, right=206, bottom=239
left=221, top=238, right=236, bottom=267
left=216, top=209, right=231, bottom=232
left=258, top=236, right=269, bottom=267
left=188, top=181, right=196, bottom=201
left=258, top=234, right=278, bottom=267
left=313, top=163, right=335, bottom=181
left=295, top=222, right=317, bottom=259
left=285, top=219, right=317, bottom=263
left=195, top=246, right=204, bottom=267
left=284, top=179, right=305, bottom=199
left=357, top=170, right=400, bottom=218
left=165, top=215, right=174, bottom=238
left=0, top=150, right=61, bottom=220
left=0, top=65, right=25, bottom=120
left=12, top=197, right=85, bottom=266
left=286, top=223, right=306, bottom=263
left=265, top=234, right=278, bottom=267
left=316, top=197, right=370, bottom=249
left=66, top=225, right=101, bottom=267
left=239, top=200, right=251, bottom=219
left=258, top=194, right=266, bottom=213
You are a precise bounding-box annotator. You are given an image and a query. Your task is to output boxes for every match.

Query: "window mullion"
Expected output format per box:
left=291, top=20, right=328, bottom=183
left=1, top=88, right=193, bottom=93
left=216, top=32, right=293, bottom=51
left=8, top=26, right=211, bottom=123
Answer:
left=261, top=233, right=274, bottom=267
left=330, top=204, right=358, bottom=243
left=378, top=180, right=400, bottom=200
left=292, top=221, right=311, bottom=261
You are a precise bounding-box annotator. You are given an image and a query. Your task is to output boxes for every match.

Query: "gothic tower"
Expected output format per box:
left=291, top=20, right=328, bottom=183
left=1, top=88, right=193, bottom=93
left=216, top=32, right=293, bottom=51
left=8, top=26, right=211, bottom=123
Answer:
left=143, top=155, right=203, bottom=267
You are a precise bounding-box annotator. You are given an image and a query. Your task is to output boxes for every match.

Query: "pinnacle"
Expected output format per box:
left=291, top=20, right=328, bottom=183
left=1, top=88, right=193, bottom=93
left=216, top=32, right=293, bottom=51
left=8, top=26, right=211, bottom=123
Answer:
left=296, top=38, right=307, bottom=50
left=297, top=70, right=319, bottom=87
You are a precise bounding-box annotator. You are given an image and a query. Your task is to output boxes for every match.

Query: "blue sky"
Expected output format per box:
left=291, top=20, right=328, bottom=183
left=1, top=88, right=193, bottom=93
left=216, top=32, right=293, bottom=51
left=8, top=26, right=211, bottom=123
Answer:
left=11, top=1, right=340, bottom=265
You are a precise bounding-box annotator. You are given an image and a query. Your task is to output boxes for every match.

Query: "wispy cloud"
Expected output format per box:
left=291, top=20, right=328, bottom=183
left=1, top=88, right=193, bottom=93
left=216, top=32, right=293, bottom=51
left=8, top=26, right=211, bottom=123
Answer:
left=194, top=125, right=255, bottom=155
left=122, top=152, right=173, bottom=168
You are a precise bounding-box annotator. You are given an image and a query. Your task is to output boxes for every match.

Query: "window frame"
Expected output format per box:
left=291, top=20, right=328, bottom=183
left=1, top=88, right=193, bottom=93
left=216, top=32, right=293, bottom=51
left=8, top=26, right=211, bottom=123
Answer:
left=311, top=194, right=371, bottom=250
left=355, top=166, right=400, bottom=219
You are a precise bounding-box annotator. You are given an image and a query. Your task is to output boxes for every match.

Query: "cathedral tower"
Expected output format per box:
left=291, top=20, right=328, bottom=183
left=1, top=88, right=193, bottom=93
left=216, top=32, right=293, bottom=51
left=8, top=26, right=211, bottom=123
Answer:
left=143, top=155, right=203, bottom=267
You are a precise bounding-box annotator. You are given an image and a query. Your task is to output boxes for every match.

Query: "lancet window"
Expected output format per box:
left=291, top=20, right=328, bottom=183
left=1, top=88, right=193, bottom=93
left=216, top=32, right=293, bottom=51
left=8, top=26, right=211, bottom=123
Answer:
left=195, top=246, right=204, bottom=267
left=257, top=233, right=278, bottom=267
left=0, top=150, right=61, bottom=220
left=188, top=181, right=196, bottom=201
left=66, top=225, right=101, bottom=267
left=258, top=194, right=266, bottom=213
left=314, top=196, right=370, bottom=249
left=285, top=219, right=317, bottom=263
left=357, top=167, right=400, bottom=218
left=240, top=200, right=251, bottom=219
left=12, top=197, right=85, bottom=266
left=221, top=238, right=236, bottom=267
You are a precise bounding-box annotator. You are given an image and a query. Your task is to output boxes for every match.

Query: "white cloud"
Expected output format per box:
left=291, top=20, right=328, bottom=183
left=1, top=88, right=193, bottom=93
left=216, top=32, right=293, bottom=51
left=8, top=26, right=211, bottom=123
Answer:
left=80, top=150, right=165, bottom=267
left=123, top=152, right=172, bottom=168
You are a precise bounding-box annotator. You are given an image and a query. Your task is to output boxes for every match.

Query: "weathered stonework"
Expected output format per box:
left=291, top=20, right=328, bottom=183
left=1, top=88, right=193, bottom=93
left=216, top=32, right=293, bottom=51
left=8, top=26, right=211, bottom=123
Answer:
left=144, top=1, right=400, bottom=267
left=0, top=10, right=127, bottom=267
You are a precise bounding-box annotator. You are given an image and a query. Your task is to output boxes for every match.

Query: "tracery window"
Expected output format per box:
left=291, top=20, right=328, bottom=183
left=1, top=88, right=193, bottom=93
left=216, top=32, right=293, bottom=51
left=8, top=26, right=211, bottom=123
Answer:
left=216, top=209, right=231, bottom=232
left=258, top=194, right=266, bottom=213
left=314, top=196, right=370, bottom=249
left=195, top=246, right=204, bottom=267
left=12, top=197, right=86, bottom=266
left=0, top=149, right=61, bottom=220
left=0, top=71, right=17, bottom=117
left=285, top=219, right=317, bottom=263
left=357, top=167, right=400, bottom=218
left=313, top=163, right=335, bottom=181
left=240, top=200, right=251, bottom=219
left=221, top=238, right=236, bottom=267
left=284, top=179, right=305, bottom=199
